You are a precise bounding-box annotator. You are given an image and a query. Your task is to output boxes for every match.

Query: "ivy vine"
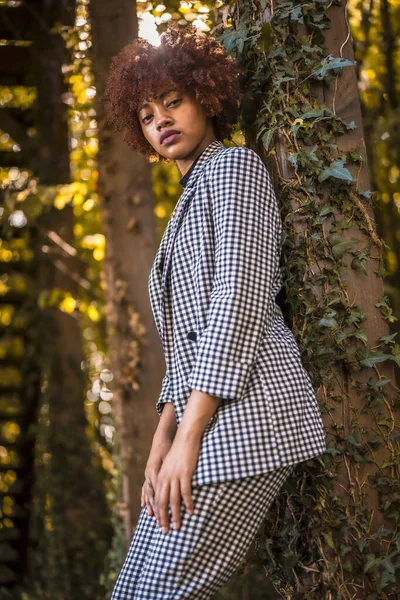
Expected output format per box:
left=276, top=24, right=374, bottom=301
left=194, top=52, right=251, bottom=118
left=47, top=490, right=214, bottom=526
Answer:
left=214, top=1, right=400, bottom=598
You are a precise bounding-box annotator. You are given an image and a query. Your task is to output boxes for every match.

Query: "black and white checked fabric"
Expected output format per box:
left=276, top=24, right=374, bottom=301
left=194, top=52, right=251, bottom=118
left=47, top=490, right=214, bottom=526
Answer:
left=148, top=140, right=326, bottom=487
left=110, top=464, right=294, bottom=600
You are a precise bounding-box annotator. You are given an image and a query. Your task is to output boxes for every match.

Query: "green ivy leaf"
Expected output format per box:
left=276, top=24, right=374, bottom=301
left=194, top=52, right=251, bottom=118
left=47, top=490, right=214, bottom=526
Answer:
left=354, top=330, right=368, bottom=343
left=348, top=310, right=366, bottom=324
left=300, top=108, right=325, bottom=119
left=218, top=23, right=248, bottom=55
left=390, top=344, right=400, bottom=367
left=256, top=22, right=275, bottom=53
left=319, top=317, right=338, bottom=328
left=373, top=378, right=391, bottom=388
left=345, top=434, right=362, bottom=447
left=313, top=55, right=356, bottom=80
left=318, top=159, right=354, bottom=182
left=377, top=418, right=393, bottom=428
left=379, top=332, right=398, bottom=344
left=262, top=128, right=277, bottom=151
left=380, top=461, right=395, bottom=469
left=330, top=237, right=358, bottom=258
left=375, top=296, right=398, bottom=323
left=364, top=554, right=379, bottom=574
left=322, top=531, right=335, bottom=550
left=382, top=556, right=396, bottom=575
left=314, top=205, right=335, bottom=224
left=323, top=447, right=342, bottom=456
left=360, top=354, right=392, bottom=367
left=359, top=189, right=372, bottom=199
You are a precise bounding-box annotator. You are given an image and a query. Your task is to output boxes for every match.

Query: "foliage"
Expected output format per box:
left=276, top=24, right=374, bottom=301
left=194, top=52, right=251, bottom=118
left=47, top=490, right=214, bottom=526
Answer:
left=0, top=0, right=115, bottom=596
left=137, top=0, right=212, bottom=40
left=212, top=0, right=400, bottom=598
left=348, top=0, right=400, bottom=334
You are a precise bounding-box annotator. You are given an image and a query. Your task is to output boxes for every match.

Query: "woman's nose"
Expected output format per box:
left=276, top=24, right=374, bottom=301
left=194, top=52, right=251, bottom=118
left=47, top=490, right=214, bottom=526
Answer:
left=155, top=109, right=173, bottom=130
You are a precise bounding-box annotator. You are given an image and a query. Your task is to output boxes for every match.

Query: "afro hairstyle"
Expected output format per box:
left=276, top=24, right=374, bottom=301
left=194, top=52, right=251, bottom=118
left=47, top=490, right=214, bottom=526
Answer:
left=103, top=21, right=244, bottom=161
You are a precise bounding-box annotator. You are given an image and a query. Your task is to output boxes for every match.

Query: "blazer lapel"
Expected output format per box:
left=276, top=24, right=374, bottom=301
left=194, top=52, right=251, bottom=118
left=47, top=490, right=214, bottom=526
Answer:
left=159, top=140, right=226, bottom=342
left=148, top=215, right=174, bottom=336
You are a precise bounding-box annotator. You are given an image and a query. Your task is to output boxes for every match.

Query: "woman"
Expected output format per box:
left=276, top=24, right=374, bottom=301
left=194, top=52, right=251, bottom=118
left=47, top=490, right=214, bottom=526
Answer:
left=105, top=22, right=326, bottom=600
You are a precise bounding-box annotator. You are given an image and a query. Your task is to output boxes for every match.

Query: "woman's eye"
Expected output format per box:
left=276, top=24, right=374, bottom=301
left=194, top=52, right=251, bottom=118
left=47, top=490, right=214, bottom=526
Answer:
left=141, top=98, right=181, bottom=123
left=168, top=98, right=181, bottom=107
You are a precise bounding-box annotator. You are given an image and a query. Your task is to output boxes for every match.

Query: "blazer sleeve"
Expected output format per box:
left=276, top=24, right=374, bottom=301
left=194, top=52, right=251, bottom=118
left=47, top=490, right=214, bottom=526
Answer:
left=186, top=147, right=282, bottom=401
left=155, top=371, right=173, bottom=416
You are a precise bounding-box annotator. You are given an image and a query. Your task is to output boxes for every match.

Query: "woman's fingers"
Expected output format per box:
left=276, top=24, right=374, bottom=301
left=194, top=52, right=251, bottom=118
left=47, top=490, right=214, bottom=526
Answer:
left=151, top=477, right=161, bottom=524
left=169, top=480, right=182, bottom=530
left=146, top=497, right=155, bottom=517
left=156, top=480, right=171, bottom=534
left=142, top=478, right=156, bottom=516
left=153, top=476, right=194, bottom=533
left=181, top=477, right=194, bottom=516
left=147, top=479, right=155, bottom=515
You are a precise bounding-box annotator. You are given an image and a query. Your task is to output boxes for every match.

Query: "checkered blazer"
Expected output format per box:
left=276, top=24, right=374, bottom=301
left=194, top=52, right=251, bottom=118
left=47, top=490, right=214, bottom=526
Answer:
left=148, top=140, right=326, bottom=486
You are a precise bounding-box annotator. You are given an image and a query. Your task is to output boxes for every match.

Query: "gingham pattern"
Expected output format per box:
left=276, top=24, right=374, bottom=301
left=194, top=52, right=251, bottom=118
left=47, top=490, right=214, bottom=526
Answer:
left=111, top=464, right=294, bottom=600
left=148, top=140, right=326, bottom=487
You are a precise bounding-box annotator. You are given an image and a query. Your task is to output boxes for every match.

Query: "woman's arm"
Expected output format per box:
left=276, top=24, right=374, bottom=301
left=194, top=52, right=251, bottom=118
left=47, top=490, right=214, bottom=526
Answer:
left=152, top=390, right=220, bottom=532
left=176, top=389, right=220, bottom=441
left=187, top=147, right=281, bottom=401
left=153, top=401, right=177, bottom=443
left=141, top=402, right=177, bottom=514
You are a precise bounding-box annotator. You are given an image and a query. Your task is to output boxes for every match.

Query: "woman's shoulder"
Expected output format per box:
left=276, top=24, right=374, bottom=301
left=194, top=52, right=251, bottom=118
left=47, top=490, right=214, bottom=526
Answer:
left=214, top=143, right=260, bottom=161
left=212, top=144, right=266, bottom=169
left=207, top=144, right=270, bottom=182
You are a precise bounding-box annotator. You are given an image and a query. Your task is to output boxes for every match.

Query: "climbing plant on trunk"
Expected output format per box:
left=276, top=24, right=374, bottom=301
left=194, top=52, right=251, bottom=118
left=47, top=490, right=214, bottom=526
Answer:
left=213, top=1, right=399, bottom=597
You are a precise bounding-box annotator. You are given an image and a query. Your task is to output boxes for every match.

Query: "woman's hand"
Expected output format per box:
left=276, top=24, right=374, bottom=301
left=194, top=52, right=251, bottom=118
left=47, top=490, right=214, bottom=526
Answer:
left=141, top=402, right=178, bottom=515
left=152, top=435, right=201, bottom=533
left=141, top=437, right=173, bottom=517
left=150, top=389, right=219, bottom=533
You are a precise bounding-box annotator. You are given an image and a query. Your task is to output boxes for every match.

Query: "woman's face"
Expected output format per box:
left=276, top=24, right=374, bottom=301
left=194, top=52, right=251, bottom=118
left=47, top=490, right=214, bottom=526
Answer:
left=137, top=86, right=216, bottom=161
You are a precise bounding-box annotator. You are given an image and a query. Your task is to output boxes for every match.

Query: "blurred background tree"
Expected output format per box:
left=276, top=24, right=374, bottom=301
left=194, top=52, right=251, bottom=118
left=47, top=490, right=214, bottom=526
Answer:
left=350, top=0, right=400, bottom=334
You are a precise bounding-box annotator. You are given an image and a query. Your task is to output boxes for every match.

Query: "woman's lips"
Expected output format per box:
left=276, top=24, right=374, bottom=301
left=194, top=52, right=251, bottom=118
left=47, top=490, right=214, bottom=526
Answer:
left=161, top=132, right=181, bottom=146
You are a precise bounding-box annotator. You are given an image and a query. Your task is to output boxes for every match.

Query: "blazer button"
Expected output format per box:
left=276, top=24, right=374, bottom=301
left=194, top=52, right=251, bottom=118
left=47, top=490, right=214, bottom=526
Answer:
left=187, top=331, right=197, bottom=342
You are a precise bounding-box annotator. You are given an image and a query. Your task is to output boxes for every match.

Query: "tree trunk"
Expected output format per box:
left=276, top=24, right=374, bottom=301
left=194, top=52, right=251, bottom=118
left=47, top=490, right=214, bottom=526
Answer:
left=27, top=2, right=112, bottom=597
left=300, top=0, right=396, bottom=528
left=89, top=0, right=162, bottom=537
left=245, top=0, right=396, bottom=524
left=214, top=0, right=399, bottom=596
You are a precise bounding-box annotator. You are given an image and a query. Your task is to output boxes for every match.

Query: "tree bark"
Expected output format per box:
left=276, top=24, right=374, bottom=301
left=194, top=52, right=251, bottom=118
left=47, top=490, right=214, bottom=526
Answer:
left=215, top=0, right=399, bottom=595
left=307, top=1, right=396, bottom=530
left=243, top=0, right=396, bottom=529
left=89, top=0, right=162, bottom=536
left=30, top=2, right=111, bottom=596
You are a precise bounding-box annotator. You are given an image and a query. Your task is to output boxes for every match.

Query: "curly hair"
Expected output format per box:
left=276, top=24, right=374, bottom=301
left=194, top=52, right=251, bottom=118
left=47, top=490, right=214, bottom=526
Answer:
left=103, top=22, right=244, bottom=161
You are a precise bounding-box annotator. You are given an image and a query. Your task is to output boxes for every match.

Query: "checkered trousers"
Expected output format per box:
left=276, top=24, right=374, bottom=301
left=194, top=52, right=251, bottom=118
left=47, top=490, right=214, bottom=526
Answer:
left=148, top=141, right=326, bottom=487
left=110, top=464, right=294, bottom=600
